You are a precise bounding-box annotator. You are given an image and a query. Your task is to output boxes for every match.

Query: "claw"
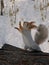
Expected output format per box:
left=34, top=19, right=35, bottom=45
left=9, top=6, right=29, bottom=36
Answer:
left=14, top=27, right=19, bottom=30
left=14, top=27, right=22, bottom=32
left=29, top=21, right=37, bottom=29
left=32, top=25, right=37, bottom=28
left=19, top=21, right=23, bottom=30
left=29, top=21, right=35, bottom=24
left=19, top=21, right=21, bottom=26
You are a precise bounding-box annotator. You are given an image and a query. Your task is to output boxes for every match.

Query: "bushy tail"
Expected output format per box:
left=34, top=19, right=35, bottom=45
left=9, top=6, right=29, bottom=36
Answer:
left=35, top=24, right=48, bottom=45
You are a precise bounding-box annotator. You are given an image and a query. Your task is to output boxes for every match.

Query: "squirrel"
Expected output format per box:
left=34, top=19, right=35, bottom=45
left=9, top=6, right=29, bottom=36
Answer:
left=14, top=21, right=41, bottom=51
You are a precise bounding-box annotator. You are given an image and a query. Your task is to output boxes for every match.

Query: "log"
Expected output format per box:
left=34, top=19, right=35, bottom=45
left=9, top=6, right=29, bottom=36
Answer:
left=0, top=44, right=49, bottom=65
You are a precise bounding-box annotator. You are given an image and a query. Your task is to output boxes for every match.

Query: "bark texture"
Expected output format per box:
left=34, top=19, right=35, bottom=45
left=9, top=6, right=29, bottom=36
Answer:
left=0, top=44, right=49, bottom=65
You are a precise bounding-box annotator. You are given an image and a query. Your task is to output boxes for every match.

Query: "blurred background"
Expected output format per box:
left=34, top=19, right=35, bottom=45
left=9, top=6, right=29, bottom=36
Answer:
left=0, top=0, right=49, bottom=53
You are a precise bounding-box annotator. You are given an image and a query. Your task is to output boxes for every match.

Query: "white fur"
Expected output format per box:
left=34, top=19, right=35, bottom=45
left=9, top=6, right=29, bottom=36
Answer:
left=21, top=24, right=48, bottom=51
left=22, top=29, right=41, bottom=51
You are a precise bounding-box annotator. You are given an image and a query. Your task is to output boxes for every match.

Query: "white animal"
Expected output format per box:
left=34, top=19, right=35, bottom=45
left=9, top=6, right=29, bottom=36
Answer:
left=15, top=21, right=41, bottom=51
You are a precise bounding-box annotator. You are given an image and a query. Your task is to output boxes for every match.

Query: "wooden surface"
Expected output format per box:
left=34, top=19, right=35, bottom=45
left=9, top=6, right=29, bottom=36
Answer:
left=0, top=44, right=49, bottom=65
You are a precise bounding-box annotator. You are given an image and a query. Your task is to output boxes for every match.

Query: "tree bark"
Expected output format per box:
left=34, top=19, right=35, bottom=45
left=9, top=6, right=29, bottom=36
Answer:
left=0, top=44, right=49, bottom=65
